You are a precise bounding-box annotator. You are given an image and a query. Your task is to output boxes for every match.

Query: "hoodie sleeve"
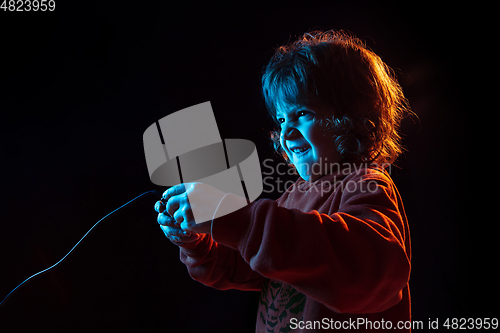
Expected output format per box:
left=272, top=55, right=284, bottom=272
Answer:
left=178, top=232, right=263, bottom=291
left=211, top=170, right=411, bottom=314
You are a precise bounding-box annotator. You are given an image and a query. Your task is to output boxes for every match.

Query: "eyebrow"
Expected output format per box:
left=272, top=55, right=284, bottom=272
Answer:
left=275, top=106, right=306, bottom=117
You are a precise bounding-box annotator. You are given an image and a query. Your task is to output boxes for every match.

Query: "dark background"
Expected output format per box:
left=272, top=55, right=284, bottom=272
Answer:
left=0, top=1, right=490, bottom=332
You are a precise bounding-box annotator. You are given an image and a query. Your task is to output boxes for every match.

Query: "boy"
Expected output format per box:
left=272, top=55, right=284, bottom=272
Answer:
left=155, top=30, right=412, bottom=332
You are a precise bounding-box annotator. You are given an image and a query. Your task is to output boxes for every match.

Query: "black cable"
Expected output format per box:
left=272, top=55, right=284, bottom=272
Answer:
left=0, top=189, right=162, bottom=308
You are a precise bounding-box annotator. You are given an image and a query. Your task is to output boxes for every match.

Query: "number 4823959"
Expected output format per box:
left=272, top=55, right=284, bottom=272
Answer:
left=1, top=0, right=56, bottom=11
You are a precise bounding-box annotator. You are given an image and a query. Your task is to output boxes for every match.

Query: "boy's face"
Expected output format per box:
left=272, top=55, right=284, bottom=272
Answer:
left=276, top=105, right=339, bottom=181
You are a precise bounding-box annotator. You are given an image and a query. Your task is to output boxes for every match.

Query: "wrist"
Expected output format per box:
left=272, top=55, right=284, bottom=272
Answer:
left=211, top=196, right=259, bottom=250
left=212, top=193, right=248, bottom=220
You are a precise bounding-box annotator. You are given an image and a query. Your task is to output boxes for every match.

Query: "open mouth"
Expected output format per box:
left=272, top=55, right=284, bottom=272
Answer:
left=290, top=146, right=310, bottom=156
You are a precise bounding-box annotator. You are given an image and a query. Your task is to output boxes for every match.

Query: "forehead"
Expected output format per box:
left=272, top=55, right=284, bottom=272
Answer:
left=275, top=103, right=306, bottom=116
left=275, top=103, right=331, bottom=117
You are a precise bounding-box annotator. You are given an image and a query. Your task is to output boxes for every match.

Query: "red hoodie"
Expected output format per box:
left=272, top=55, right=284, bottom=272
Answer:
left=178, top=166, right=411, bottom=332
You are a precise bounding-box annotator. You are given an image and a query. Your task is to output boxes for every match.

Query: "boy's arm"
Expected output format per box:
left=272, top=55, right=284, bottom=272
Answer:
left=211, top=171, right=411, bottom=314
left=177, top=233, right=263, bottom=291
left=155, top=184, right=263, bottom=291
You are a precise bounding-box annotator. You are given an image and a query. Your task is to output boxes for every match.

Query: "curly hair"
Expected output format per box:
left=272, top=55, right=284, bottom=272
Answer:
left=262, top=30, right=411, bottom=167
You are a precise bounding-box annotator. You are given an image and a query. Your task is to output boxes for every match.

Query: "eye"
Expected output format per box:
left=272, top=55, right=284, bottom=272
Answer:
left=298, top=110, right=311, bottom=117
left=277, top=117, right=285, bottom=124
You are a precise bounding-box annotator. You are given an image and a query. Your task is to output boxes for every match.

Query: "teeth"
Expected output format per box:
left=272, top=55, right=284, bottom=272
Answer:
left=291, top=147, right=308, bottom=153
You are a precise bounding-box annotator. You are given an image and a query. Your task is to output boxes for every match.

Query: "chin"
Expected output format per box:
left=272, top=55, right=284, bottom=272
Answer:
left=296, top=168, right=312, bottom=181
left=299, top=175, right=310, bottom=181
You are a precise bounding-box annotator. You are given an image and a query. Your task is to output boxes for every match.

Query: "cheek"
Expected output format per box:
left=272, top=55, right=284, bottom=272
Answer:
left=279, top=132, right=285, bottom=147
left=306, top=123, right=326, bottom=151
left=279, top=133, right=289, bottom=156
left=307, top=124, right=337, bottom=160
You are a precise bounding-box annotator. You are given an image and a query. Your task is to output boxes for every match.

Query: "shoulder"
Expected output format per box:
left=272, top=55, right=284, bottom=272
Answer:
left=339, top=165, right=397, bottom=200
left=342, top=165, right=393, bottom=184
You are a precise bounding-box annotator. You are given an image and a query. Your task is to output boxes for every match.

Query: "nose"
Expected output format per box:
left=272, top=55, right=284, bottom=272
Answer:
left=280, top=121, right=300, bottom=142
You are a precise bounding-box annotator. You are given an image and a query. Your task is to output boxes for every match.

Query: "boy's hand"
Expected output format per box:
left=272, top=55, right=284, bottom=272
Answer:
left=155, top=199, right=200, bottom=245
left=157, top=183, right=227, bottom=235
